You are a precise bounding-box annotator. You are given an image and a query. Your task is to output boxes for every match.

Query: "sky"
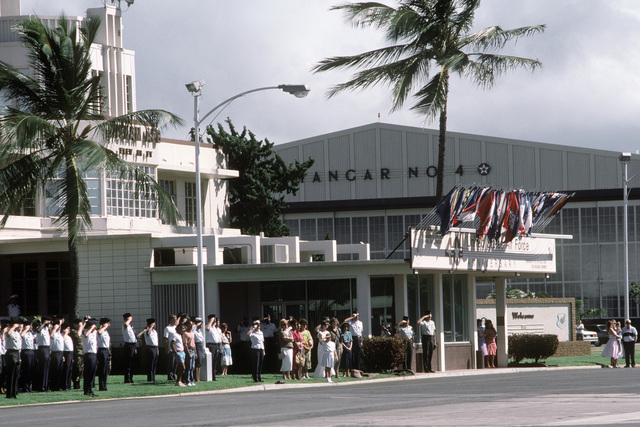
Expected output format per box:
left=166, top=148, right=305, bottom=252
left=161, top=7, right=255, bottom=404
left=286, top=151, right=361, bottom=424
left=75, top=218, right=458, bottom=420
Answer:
left=17, top=0, right=640, bottom=152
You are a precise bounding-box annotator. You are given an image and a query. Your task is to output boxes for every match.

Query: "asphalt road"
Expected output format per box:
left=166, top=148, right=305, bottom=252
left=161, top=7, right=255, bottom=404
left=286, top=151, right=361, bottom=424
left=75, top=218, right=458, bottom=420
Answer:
left=2, top=366, right=639, bottom=426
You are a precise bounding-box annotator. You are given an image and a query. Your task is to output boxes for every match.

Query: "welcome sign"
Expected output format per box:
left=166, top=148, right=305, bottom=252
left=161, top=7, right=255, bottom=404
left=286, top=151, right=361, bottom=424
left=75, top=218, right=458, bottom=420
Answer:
left=410, top=228, right=556, bottom=274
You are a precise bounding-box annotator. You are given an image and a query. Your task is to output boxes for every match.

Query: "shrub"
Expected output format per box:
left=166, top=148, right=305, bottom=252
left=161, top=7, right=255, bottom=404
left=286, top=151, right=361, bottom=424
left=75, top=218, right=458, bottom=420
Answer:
left=362, top=336, right=407, bottom=372
left=508, top=334, right=559, bottom=363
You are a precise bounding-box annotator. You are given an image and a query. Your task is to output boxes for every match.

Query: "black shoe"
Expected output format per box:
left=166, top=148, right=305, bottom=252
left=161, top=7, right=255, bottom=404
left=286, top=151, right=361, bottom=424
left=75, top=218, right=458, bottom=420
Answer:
left=99, top=388, right=107, bottom=391
left=84, top=393, right=98, bottom=397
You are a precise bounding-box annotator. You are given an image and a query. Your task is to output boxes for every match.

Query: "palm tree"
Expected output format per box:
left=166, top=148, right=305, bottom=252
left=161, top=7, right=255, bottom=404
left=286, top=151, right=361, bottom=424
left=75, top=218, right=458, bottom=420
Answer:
left=313, top=0, right=544, bottom=201
left=0, top=16, right=183, bottom=317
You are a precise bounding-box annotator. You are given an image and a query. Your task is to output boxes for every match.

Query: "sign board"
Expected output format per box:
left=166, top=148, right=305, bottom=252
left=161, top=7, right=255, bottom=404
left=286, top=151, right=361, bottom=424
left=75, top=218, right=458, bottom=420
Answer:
left=410, top=228, right=556, bottom=274
left=477, top=301, right=571, bottom=341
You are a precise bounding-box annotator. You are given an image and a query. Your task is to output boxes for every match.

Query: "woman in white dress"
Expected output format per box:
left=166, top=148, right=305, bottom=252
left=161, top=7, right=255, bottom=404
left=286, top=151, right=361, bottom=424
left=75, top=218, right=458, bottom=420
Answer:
left=601, top=319, right=623, bottom=367
left=278, top=319, right=294, bottom=380
left=220, top=323, right=232, bottom=375
left=313, top=319, right=334, bottom=378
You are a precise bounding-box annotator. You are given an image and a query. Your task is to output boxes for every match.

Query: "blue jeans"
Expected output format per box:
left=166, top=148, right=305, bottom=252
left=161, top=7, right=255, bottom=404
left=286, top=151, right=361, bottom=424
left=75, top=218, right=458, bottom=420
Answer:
left=184, top=349, right=196, bottom=384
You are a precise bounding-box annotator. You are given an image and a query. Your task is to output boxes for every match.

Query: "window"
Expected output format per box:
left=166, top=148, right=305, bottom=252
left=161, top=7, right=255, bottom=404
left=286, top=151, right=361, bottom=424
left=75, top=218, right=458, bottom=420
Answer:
left=125, top=75, right=133, bottom=114
left=317, top=218, right=334, bottom=241
left=334, top=217, right=351, bottom=244
left=300, top=219, right=316, bottom=241
left=159, top=179, right=176, bottom=224
left=47, top=169, right=100, bottom=217
left=106, top=166, right=157, bottom=218
left=185, top=182, right=197, bottom=226
left=443, top=274, right=468, bottom=342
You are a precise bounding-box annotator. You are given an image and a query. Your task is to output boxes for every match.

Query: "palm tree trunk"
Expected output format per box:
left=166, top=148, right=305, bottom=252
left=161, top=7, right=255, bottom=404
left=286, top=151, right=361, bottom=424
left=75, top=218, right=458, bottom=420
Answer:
left=436, top=71, right=449, bottom=202
left=67, top=237, right=80, bottom=319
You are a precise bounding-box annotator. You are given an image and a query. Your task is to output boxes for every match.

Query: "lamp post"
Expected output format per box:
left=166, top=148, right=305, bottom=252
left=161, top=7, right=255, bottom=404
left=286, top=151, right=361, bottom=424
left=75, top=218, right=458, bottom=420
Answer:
left=185, top=82, right=310, bottom=335
left=620, top=152, right=634, bottom=321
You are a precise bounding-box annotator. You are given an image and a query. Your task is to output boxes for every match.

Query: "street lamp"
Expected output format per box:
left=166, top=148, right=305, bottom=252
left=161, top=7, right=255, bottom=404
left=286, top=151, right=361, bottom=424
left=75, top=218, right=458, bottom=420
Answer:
left=185, top=81, right=310, bottom=342
left=620, top=152, right=635, bottom=321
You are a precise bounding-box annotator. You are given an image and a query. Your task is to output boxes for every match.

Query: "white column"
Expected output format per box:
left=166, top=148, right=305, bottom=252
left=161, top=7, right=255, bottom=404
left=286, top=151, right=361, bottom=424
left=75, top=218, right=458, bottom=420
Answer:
left=469, top=275, right=479, bottom=368
left=495, top=277, right=508, bottom=368
left=435, top=272, right=445, bottom=372
left=356, top=274, right=372, bottom=337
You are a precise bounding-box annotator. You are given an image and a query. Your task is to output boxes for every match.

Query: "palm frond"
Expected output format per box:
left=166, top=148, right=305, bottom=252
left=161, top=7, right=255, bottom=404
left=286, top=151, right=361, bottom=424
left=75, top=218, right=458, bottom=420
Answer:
left=410, top=70, right=449, bottom=120
left=96, top=109, right=184, bottom=143
left=0, top=154, right=49, bottom=227
left=463, top=53, right=543, bottom=88
left=462, top=25, right=546, bottom=51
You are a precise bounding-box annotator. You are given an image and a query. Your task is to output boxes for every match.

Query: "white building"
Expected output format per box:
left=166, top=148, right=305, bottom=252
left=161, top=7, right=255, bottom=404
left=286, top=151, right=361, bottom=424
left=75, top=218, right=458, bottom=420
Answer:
left=274, top=122, right=640, bottom=320
left=0, top=0, right=563, bottom=371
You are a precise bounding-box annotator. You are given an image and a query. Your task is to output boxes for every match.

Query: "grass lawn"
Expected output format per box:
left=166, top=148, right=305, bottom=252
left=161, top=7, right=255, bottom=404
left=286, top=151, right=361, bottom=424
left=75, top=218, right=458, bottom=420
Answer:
left=0, top=373, right=388, bottom=407
left=512, top=345, right=632, bottom=367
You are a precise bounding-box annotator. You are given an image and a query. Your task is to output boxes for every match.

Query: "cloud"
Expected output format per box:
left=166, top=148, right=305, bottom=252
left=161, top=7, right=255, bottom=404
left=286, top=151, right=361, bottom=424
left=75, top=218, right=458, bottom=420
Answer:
left=18, top=0, right=640, bottom=152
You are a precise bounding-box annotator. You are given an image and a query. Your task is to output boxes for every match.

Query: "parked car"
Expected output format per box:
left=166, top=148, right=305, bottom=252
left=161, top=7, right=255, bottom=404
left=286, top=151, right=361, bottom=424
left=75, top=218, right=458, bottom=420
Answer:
left=585, top=324, right=608, bottom=346
left=577, top=329, right=598, bottom=345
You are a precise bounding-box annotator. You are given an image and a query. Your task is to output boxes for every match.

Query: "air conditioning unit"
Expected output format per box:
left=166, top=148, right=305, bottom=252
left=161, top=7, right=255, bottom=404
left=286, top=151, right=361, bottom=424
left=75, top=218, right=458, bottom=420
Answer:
left=261, top=244, right=288, bottom=263
left=222, top=246, right=249, bottom=264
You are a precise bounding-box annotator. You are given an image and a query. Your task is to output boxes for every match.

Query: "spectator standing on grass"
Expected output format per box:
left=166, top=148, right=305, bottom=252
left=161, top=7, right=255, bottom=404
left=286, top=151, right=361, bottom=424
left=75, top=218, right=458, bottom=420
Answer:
left=484, top=319, right=497, bottom=369
left=20, top=320, right=36, bottom=392
left=418, top=311, right=437, bottom=373
left=82, top=319, right=98, bottom=397
left=477, top=319, right=488, bottom=368
left=96, top=318, right=111, bottom=392
left=278, top=318, right=294, bottom=381
left=621, top=319, right=637, bottom=368
left=206, top=315, right=223, bottom=380
left=36, top=316, right=52, bottom=391
left=182, top=320, right=197, bottom=386
left=290, top=318, right=303, bottom=380
left=70, top=318, right=84, bottom=389
left=396, top=316, right=414, bottom=371
left=61, top=322, right=73, bottom=390
left=163, top=314, right=178, bottom=381
left=345, top=310, right=363, bottom=374
left=138, top=318, right=159, bottom=383
left=220, top=323, right=233, bottom=375
left=601, top=319, right=622, bottom=368
left=4, top=318, right=22, bottom=398
left=322, top=332, right=337, bottom=383
left=192, top=317, right=205, bottom=382
left=48, top=320, right=64, bottom=391
left=339, top=322, right=352, bottom=377
left=248, top=319, right=265, bottom=383
left=122, top=313, right=136, bottom=384
left=329, top=317, right=342, bottom=377
left=299, top=319, right=313, bottom=379
left=171, top=324, right=186, bottom=387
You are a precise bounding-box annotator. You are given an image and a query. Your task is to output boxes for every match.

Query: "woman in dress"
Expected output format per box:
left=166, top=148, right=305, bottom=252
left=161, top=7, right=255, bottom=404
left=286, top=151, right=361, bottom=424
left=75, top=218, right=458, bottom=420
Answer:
left=313, top=318, right=332, bottom=378
left=340, top=321, right=352, bottom=377
left=289, top=318, right=303, bottom=380
left=299, top=319, right=313, bottom=379
left=220, top=322, right=232, bottom=375
left=484, top=319, right=498, bottom=368
left=278, top=318, right=294, bottom=380
left=477, top=318, right=488, bottom=368
left=601, top=319, right=622, bottom=367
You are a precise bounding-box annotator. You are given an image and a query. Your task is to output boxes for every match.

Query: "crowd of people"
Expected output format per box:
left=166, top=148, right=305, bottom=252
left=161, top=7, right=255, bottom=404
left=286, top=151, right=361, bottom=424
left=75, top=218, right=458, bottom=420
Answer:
left=1, top=307, right=443, bottom=399
left=240, top=310, right=365, bottom=384
left=600, top=318, right=637, bottom=368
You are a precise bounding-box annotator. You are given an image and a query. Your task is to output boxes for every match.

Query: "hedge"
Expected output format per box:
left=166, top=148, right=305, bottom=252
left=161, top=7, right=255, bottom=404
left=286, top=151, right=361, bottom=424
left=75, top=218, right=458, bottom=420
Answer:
left=362, top=336, right=407, bottom=372
left=508, top=334, right=559, bottom=363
